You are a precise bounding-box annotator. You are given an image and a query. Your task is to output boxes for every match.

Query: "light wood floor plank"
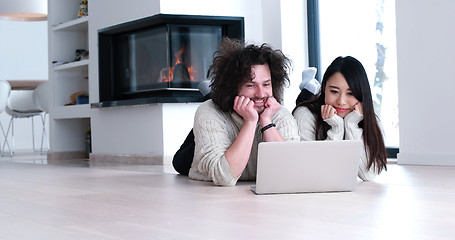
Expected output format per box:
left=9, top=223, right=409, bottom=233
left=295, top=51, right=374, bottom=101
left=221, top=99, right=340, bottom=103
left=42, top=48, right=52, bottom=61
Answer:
left=1, top=154, right=455, bottom=239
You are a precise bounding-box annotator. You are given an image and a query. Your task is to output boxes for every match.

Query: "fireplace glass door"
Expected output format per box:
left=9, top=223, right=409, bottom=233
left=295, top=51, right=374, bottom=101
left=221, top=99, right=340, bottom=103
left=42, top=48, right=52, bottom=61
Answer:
left=115, top=25, right=222, bottom=99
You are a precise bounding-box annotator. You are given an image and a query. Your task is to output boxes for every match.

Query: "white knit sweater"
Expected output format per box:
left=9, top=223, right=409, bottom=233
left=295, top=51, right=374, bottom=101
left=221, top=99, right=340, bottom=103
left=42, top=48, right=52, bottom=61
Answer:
left=189, top=100, right=300, bottom=186
left=293, top=106, right=378, bottom=181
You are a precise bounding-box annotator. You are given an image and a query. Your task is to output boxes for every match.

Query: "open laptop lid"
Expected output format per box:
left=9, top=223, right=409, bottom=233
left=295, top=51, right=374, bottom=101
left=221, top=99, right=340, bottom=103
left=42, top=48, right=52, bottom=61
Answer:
left=252, top=140, right=362, bottom=195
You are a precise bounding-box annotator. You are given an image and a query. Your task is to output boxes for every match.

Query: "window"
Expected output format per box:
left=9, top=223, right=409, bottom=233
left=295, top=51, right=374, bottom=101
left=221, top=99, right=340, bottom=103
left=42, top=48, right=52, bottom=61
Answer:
left=308, top=0, right=399, bottom=155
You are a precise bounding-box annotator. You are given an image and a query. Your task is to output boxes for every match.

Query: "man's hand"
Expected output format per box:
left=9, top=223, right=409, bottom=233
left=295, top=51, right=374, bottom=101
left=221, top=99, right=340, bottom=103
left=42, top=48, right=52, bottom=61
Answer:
left=233, top=96, right=258, bottom=123
left=259, top=97, right=281, bottom=126
left=228, top=96, right=259, bottom=178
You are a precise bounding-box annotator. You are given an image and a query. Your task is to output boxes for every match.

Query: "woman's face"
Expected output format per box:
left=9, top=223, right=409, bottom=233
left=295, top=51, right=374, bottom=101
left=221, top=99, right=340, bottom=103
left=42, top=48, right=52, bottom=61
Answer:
left=324, top=72, right=359, bottom=118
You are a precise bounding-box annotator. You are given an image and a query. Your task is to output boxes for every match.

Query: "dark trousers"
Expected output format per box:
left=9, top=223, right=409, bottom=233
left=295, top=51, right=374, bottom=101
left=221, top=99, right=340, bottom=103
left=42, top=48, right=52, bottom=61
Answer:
left=172, top=129, right=195, bottom=175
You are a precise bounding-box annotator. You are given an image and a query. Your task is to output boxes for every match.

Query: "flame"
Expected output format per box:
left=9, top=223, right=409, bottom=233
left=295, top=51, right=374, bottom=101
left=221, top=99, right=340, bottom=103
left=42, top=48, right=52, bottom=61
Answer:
left=161, top=47, right=196, bottom=82
left=162, top=72, right=170, bottom=82
left=187, top=66, right=195, bottom=81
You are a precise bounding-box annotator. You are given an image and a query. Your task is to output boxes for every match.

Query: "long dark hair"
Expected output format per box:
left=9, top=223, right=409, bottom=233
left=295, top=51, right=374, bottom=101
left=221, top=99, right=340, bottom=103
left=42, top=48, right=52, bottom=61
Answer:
left=293, top=56, right=387, bottom=174
left=208, top=38, right=292, bottom=112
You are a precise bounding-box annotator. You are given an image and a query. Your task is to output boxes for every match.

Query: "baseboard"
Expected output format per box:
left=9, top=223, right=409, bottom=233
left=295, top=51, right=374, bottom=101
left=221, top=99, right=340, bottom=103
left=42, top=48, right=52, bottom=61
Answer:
left=397, top=152, right=455, bottom=166
left=90, top=153, right=164, bottom=165
left=48, top=151, right=85, bottom=159
left=47, top=151, right=165, bottom=166
left=47, top=151, right=89, bottom=166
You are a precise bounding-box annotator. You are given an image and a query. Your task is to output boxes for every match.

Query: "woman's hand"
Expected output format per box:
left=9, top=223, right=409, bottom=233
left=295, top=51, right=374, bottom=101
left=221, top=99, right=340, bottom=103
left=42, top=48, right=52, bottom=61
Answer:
left=233, top=96, right=258, bottom=123
left=321, top=104, right=337, bottom=120
left=353, top=102, right=364, bottom=116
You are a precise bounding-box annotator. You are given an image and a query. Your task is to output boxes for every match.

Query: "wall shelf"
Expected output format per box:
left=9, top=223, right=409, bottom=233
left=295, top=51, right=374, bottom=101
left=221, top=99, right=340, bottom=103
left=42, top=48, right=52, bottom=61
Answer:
left=53, top=104, right=91, bottom=119
left=52, top=17, right=89, bottom=32
left=54, top=60, right=89, bottom=71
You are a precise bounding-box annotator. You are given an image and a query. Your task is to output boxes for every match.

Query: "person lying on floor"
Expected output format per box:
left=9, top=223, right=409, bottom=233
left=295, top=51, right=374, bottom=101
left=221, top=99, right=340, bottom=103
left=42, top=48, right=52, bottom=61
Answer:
left=292, top=56, right=387, bottom=181
left=173, top=38, right=299, bottom=186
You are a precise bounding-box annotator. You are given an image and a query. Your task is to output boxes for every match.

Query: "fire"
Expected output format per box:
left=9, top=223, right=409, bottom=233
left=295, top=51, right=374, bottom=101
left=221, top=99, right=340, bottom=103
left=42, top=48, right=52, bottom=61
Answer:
left=161, top=47, right=196, bottom=82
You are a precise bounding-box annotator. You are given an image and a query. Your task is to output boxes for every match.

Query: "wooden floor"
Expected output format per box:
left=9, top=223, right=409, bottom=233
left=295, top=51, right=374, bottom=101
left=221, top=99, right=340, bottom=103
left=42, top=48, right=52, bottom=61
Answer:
left=1, top=152, right=455, bottom=240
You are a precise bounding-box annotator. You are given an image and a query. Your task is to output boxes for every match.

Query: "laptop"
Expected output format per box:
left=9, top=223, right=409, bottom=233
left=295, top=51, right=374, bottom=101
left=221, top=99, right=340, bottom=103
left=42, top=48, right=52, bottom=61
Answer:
left=251, top=140, right=362, bottom=195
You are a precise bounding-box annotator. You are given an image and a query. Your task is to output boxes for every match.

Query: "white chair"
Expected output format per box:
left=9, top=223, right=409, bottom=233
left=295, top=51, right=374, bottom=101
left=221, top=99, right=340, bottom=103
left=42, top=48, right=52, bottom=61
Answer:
left=0, top=80, right=12, bottom=156
left=33, top=82, right=50, bottom=154
left=3, top=90, right=43, bottom=156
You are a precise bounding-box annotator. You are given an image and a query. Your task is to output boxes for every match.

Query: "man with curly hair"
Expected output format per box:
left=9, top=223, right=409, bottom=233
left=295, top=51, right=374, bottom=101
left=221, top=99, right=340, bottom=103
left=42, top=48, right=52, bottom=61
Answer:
left=184, top=38, right=299, bottom=186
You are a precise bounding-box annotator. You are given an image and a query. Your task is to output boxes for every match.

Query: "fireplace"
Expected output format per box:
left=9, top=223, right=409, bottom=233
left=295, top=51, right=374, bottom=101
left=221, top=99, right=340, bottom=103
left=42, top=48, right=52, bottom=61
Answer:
left=94, top=14, right=244, bottom=108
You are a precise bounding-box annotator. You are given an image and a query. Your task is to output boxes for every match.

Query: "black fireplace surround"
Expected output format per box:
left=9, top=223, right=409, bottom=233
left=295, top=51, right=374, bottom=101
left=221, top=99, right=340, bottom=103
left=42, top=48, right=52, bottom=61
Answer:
left=93, top=14, right=244, bottom=108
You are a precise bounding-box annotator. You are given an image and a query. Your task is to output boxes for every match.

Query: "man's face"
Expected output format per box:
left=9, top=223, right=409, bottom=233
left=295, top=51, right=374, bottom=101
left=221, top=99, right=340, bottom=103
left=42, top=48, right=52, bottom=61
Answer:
left=237, top=64, right=273, bottom=114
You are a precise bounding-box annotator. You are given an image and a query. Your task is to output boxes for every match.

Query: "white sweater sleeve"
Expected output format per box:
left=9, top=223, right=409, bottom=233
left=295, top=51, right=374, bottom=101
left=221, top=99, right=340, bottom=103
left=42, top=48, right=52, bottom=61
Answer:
left=293, top=106, right=344, bottom=140
left=272, top=107, right=301, bottom=142
left=344, top=110, right=376, bottom=181
left=190, top=103, right=239, bottom=186
left=323, top=115, right=344, bottom=140
left=293, top=106, right=317, bottom=141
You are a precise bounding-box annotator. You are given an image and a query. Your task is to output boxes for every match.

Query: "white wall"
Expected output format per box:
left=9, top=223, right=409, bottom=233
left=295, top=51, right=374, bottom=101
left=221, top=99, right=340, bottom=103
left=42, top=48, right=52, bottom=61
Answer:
left=0, top=20, right=48, bottom=151
left=160, top=0, right=263, bottom=44
left=396, top=0, right=455, bottom=165
left=280, top=0, right=307, bottom=110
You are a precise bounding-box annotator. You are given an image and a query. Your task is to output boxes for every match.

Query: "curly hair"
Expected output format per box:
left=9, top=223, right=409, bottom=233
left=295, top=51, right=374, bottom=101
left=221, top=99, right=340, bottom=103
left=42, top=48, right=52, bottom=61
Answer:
left=208, top=38, right=292, bottom=112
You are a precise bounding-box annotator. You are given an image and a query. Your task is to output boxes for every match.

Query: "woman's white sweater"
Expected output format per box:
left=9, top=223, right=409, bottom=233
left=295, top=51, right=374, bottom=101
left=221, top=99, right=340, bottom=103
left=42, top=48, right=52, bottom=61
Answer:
left=293, top=106, right=377, bottom=181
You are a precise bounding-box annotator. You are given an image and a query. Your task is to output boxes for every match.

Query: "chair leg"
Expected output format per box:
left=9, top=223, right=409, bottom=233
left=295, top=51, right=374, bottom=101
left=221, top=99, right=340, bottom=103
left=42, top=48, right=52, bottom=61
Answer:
left=1, top=115, right=47, bottom=156
left=37, top=113, right=49, bottom=154
left=0, top=122, right=12, bottom=157
left=12, top=117, right=15, bottom=154
left=44, top=113, right=49, bottom=152
left=31, top=116, right=36, bottom=152
left=1, top=117, right=13, bottom=156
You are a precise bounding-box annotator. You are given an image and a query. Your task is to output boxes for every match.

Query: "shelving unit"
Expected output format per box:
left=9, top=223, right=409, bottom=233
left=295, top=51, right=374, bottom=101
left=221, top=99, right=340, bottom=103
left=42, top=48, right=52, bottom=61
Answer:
left=48, top=0, right=91, bottom=158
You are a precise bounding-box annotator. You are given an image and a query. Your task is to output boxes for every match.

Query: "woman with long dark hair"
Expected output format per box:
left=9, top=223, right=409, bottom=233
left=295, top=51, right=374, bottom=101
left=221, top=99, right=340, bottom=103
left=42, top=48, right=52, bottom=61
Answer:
left=293, top=56, right=387, bottom=180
